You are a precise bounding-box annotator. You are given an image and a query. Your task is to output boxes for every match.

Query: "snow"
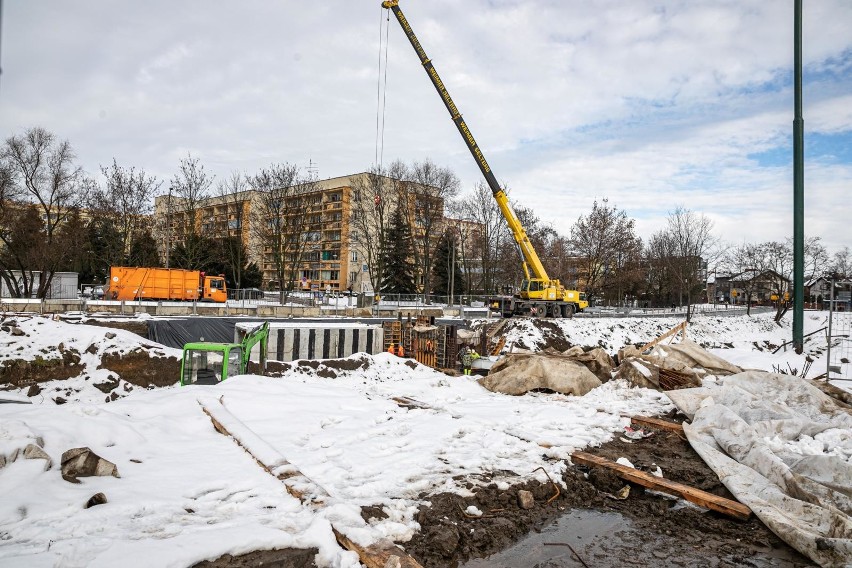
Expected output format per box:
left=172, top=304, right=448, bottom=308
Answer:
left=0, top=310, right=848, bottom=567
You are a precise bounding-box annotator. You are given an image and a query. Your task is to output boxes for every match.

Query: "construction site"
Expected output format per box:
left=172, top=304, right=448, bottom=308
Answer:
left=2, top=1, right=851, bottom=567
left=1, top=305, right=850, bottom=567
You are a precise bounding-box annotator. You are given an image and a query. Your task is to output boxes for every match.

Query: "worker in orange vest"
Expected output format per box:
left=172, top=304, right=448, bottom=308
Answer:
left=396, top=343, right=405, bottom=357
left=388, top=342, right=396, bottom=355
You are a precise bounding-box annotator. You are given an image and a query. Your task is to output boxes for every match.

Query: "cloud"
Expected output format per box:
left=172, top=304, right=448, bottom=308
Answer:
left=1, top=0, right=850, bottom=254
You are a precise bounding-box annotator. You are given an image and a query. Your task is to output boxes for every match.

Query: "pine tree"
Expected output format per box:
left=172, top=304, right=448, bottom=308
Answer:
left=127, top=229, right=162, bottom=268
left=378, top=207, right=417, bottom=294
left=432, top=230, right=464, bottom=297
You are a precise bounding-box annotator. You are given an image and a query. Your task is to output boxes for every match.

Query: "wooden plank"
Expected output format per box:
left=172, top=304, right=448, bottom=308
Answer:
left=628, top=415, right=685, bottom=433
left=638, top=321, right=688, bottom=353
left=333, top=528, right=423, bottom=568
left=571, top=451, right=751, bottom=521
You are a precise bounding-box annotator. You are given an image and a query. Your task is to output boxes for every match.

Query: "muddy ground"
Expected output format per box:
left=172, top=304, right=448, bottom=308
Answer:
left=196, top=412, right=813, bottom=567
left=3, top=317, right=818, bottom=567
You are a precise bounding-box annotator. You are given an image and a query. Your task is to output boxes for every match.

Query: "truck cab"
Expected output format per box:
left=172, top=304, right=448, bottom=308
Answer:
left=201, top=276, right=227, bottom=302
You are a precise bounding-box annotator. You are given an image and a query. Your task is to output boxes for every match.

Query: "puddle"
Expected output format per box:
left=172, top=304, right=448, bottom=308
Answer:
left=462, top=509, right=627, bottom=567
left=460, top=508, right=813, bottom=568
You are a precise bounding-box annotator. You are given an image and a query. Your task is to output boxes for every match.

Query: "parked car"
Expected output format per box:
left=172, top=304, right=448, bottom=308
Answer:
left=81, top=285, right=105, bottom=300
left=235, top=288, right=264, bottom=300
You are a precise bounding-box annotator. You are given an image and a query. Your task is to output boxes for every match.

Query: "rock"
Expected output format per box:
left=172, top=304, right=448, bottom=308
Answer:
left=26, top=384, right=41, bottom=397
left=23, top=443, right=53, bottom=471
left=383, top=558, right=401, bottom=568
left=54, top=397, right=67, bottom=405
left=518, top=489, right=535, bottom=510
left=85, top=492, right=108, bottom=508
left=61, top=448, right=120, bottom=483
left=11, top=327, right=25, bottom=336
left=105, top=332, right=116, bottom=340
left=0, top=325, right=9, bottom=332
left=93, top=377, right=120, bottom=394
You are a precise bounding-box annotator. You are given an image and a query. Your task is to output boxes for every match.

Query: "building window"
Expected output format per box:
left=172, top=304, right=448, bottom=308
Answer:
left=351, top=251, right=358, bottom=262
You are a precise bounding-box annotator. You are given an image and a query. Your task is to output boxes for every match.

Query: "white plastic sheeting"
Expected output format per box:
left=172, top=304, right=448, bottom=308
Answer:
left=668, top=371, right=852, bottom=567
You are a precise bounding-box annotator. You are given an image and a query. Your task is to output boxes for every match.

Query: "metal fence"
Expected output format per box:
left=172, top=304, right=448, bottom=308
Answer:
left=827, top=309, right=851, bottom=383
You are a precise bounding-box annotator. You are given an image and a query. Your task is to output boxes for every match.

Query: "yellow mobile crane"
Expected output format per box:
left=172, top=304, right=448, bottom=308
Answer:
left=381, top=1, right=588, bottom=318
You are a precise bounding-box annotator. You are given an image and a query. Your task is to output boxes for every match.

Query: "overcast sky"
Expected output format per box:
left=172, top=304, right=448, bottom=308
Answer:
left=2, top=1, right=851, bottom=253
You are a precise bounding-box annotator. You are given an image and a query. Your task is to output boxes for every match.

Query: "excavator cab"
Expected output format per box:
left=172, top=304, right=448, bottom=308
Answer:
left=180, top=322, right=269, bottom=385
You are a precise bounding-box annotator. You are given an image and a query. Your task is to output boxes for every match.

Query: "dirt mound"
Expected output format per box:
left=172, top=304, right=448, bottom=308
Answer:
left=99, top=348, right=180, bottom=388
left=0, top=343, right=83, bottom=389
left=84, top=319, right=149, bottom=339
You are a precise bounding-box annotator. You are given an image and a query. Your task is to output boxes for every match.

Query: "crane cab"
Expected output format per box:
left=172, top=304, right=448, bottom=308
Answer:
left=519, top=279, right=560, bottom=301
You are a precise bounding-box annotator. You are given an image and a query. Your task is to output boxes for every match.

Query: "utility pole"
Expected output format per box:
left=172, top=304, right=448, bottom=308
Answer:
left=792, top=0, right=805, bottom=353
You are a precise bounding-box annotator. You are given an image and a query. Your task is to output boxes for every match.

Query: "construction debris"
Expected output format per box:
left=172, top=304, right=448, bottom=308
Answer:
left=479, top=352, right=601, bottom=396
left=667, top=371, right=852, bottom=567
left=571, top=451, right=751, bottom=521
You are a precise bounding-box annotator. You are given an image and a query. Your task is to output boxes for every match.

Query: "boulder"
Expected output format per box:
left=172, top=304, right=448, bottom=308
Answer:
left=61, top=448, right=120, bottom=483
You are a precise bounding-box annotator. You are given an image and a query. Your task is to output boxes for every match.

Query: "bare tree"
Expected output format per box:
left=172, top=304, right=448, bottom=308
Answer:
left=216, top=171, right=250, bottom=290
left=803, top=236, right=829, bottom=282
left=349, top=162, right=404, bottom=295
left=88, top=159, right=161, bottom=267
left=169, top=154, right=213, bottom=268
left=406, top=159, right=460, bottom=300
left=0, top=127, right=87, bottom=297
left=726, top=242, right=766, bottom=316
left=250, top=163, right=316, bottom=304
left=458, top=181, right=509, bottom=295
left=662, top=206, right=717, bottom=321
left=569, top=198, right=640, bottom=302
left=832, top=246, right=851, bottom=278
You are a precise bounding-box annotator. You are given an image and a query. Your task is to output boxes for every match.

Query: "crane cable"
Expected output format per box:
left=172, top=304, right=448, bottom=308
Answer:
left=374, top=5, right=391, bottom=170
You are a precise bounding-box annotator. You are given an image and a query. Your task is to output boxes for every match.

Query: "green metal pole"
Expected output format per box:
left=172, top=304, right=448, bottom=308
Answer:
left=793, top=0, right=804, bottom=353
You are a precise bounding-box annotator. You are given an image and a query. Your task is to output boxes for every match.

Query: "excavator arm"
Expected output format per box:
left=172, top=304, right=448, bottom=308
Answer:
left=381, top=0, right=550, bottom=284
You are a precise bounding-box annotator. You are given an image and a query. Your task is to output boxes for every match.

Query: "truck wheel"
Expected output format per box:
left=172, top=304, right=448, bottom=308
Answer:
left=550, top=304, right=562, bottom=318
left=562, top=304, right=575, bottom=318
left=532, top=305, right=546, bottom=318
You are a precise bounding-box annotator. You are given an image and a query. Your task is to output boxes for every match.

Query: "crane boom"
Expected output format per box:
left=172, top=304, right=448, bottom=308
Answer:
left=381, top=0, right=548, bottom=283
left=381, top=0, right=588, bottom=318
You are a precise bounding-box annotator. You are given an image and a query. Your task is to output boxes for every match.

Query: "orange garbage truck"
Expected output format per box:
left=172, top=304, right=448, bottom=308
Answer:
left=106, top=267, right=227, bottom=302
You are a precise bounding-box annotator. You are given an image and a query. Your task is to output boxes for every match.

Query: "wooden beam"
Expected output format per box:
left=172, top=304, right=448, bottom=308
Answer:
left=628, top=415, right=685, bottom=433
left=638, top=321, right=688, bottom=353
left=571, top=451, right=751, bottom=521
left=333, top=528, right=423, bottom=568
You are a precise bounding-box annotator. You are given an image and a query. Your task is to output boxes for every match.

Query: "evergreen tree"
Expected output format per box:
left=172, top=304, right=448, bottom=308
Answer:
left=170, top=233, right=209, bottom=269
left=378, top=207, right=416, bottom=294
left=432, top=230, right=465, bottom=297
left=127, top=229, right=161, bottom=267
left=86, top=217, right=123, bottom=283
left=242, top=262, right=263, bottom=289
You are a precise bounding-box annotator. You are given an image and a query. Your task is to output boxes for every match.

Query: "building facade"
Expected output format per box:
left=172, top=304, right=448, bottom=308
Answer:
left=154, top=173, right=459, bottom=294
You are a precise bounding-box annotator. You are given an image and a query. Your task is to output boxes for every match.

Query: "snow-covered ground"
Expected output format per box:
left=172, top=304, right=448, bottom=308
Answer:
left=0, top=311, right=847, bottom=567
